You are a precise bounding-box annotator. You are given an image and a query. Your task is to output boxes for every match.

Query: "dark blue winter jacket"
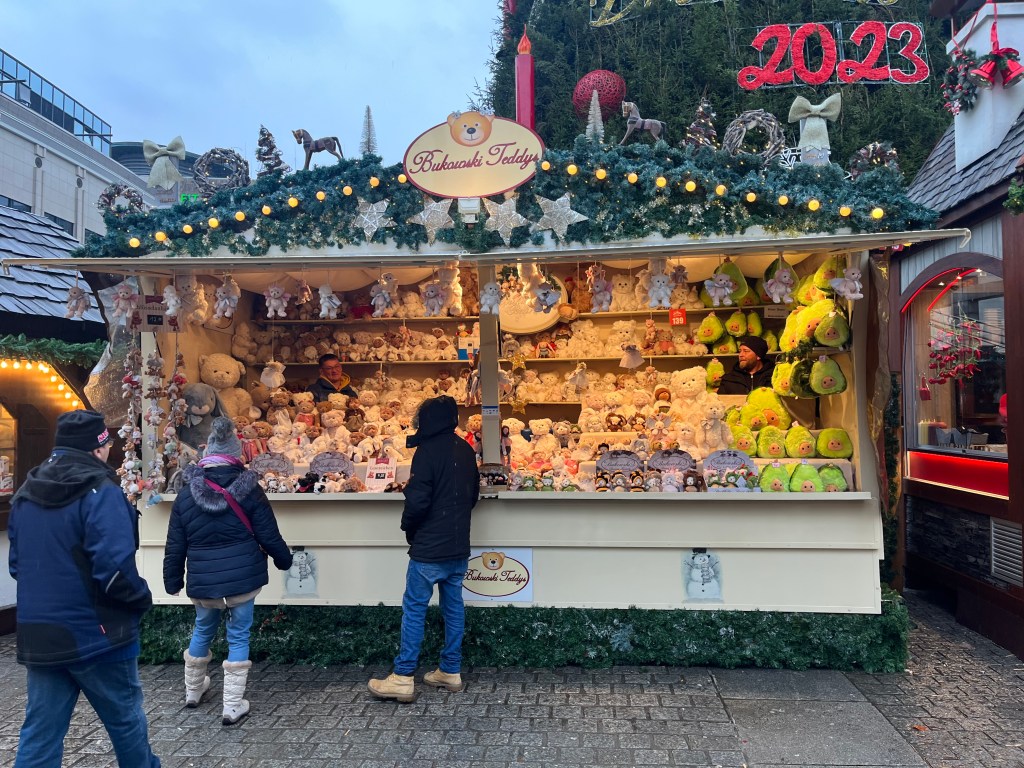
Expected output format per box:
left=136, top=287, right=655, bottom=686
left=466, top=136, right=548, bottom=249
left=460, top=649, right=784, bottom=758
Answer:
left=163, top=463, right=292, bottom=599
left=8, top=448, right=153, bottom=667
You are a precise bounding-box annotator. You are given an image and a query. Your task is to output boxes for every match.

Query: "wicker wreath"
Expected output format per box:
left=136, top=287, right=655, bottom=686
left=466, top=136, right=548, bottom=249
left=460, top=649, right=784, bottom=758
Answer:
left=722, top=109, right=787, bottom=163
left=192, top=148, right=251, bottom=197
left=96, top=183, right=145, bottom=216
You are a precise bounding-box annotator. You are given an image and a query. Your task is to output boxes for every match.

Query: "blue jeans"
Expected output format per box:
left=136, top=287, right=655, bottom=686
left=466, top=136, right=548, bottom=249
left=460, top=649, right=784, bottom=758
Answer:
left=394, top=558, right=468, bottom=675
left=15, top=657, right=160, bottom=768
left=188, top=598, right=255, bottom=662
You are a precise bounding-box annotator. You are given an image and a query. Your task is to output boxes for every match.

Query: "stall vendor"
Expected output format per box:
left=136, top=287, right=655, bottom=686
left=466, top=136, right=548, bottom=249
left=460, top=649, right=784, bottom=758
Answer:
left=307, top=354, right=358, bottom=402
left=717, top=335, right=775, bottom=395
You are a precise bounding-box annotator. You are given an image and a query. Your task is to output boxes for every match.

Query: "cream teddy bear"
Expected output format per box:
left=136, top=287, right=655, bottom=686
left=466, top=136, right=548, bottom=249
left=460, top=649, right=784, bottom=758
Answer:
left=421, top=281, right=445, bottom=317
left=437, top=263, right=463, bottom=316
left=697, top=395, right=732, bottom=455
left=609, top=273, right=635, bottom=312
left=199, top=352, right=256, bottom=420
left=264, top=283, right=291, bottom=319
left=647, top=272, right=673, bottom=309
left=479, top=281, right=502, bottom=314
left=670, top=366, right=710, bottom=424
left=528, top=419, right=560, bottom=455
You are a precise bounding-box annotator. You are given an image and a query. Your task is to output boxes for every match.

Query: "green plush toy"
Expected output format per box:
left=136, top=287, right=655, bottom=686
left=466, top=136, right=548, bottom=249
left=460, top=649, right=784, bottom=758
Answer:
left=754, top=277, right=771, bottom=304
left=697, top=313, right=725, bottom=344
left=738, top=291, right=759, bottom=307
left=746, top=311, right=763, bottom=337
left=785, top=423, right=817, bottom=458
left=706, top=357, right=725, bottom=389
left=713, top=335, right=738, bottom=355
left=739, top=402, right=768, bottom=431
left=818, top=463, right=849, bottom=492
left=813, top=310, right=851, bottom=347
left=756, top=425, right=788, bottom=459
left=762, top=329, right=779, bottom=352
left=759, top=463, right=791, bottom=492
left=817, top=428, right=854, bottom=458
left=729, top=423, right=757, bottom=454
left=813, top=255, right=845, bottom=291
left=809, top=356, right=847, bottom=395
left=747, top=386, right=793, bottom=429
left=789, top=462, right=825, bottom=492
left=772, top=361, right=794, bottom=397
left=797, top=299, right=838, bottom=344
left=794, top=273, right=827, bottom=306
left=779, top=307, right=804, bottom=352
left=788, top=359, right=816, bottom=398
left=725, top=406, right=742, bottom=426
left=725, top=310, right=747, bottom=337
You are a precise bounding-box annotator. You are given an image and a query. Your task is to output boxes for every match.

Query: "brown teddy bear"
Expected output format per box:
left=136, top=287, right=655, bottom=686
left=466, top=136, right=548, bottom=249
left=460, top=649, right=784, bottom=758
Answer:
left=264, top=388, right=294, bottom=427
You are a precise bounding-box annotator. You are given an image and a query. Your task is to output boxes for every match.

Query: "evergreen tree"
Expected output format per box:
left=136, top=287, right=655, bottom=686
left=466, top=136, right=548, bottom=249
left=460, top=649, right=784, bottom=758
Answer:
left=682, top=97, right=718, bottom=149
left=585, top=90, right=605, bottom=143
left=255, top=125, right=290, bottom=178
left=360, top=106, right=378, bottom=156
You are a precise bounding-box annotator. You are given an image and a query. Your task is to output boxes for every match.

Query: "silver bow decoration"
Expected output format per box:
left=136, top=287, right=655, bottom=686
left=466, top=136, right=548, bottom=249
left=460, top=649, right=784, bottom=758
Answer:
left=787, top=93, right=841, bottom=152
left=142, top=136, right=186, bottom=190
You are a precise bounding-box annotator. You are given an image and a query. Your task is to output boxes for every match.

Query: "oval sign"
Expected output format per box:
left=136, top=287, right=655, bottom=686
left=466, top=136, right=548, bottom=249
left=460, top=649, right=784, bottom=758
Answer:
left=403, top=113, right=545, bottom=199
left=463, top=551, right=531, bottom=598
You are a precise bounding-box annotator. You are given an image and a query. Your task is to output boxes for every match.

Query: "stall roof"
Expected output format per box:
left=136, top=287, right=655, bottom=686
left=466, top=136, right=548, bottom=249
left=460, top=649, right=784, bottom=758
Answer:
left=0, top=207, right=103, bottom=322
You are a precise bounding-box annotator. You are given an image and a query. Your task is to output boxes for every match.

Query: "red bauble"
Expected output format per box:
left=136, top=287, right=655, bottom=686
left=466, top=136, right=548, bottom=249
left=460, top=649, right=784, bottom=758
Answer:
left=572, top=70, right=627, bottom=119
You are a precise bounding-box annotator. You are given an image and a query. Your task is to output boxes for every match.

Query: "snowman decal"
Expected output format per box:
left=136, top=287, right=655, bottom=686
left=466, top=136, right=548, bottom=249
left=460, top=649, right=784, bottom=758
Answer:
left=284, top=548, right=319, bottom=597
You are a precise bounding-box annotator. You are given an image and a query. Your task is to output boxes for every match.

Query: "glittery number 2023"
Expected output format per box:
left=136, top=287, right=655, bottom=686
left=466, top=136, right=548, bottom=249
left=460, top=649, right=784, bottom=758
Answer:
left=738, top=20, right=929, bottom=90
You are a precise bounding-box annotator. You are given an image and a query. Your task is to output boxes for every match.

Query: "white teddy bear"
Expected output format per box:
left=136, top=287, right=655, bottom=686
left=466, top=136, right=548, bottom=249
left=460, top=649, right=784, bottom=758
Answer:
left=479, top=281, right=502, bottom=314
left=704, top=273, right=735, bottom=307
left=162, top=284, right=181, bottom=318
left=830, top=267, right=864, bottom=300
left=533, top=281, right=560, bottom=313
left=609, top=273, right=634, bottom=312
left=421, top=281, right=445, bottom=317
left=764, top=268, right=796, bottom=304
left=647, top=273, right=672, bottom=309
left=264, top=283, right=291, bottom=319
left=213, top=276, right=241, bottom=320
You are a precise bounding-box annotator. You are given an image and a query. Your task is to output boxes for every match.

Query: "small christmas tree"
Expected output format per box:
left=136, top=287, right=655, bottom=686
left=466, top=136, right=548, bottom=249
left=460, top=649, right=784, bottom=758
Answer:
left=585, top=90, right=605, bottom=144
left=360, top=106, right=378, bottom=155
left=681, top=98, right=718, bottom=150
left=255, top=124, right=290, bottom=178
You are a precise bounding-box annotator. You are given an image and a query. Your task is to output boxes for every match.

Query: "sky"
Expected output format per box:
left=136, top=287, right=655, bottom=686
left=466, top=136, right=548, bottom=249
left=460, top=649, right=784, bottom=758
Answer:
left=3, top=0, right=502, bottom=168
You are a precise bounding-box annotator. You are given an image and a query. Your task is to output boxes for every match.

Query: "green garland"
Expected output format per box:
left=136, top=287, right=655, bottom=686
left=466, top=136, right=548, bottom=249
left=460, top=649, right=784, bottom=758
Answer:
left=1005, top=178, right=1024, bottom=215
left=139, top=591, right=909, bottom=672
left=76, top=142, right=937, bottom=261
left=881, top=373, right=901, bottom=584
left=0, top=334, right=106, bottom=368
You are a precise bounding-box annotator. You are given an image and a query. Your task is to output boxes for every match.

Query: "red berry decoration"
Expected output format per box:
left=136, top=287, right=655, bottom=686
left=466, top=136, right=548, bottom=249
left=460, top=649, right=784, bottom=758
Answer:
left=572, top=70, right=627, bottom=119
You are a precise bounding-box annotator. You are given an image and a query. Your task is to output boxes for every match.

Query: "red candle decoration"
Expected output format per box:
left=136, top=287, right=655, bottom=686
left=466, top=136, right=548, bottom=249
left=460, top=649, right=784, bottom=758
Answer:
left=515, top=26, right=535, bottom=130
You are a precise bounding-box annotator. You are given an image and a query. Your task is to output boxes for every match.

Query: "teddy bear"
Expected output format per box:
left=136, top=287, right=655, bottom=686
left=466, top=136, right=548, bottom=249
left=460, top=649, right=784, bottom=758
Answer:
left=533, top=281, right=560, bottom=313
left=609, top=273, right=635, bottom=312
left=177, top=382, right=226, bottom=450
left=538, top=372, right=563, bottom=402
left=264, top=388, right=294, bottom=427
left=110, top=281, right=138, bottom=324
left=357, top=389, right=381, bottom=423
left=264, top=283, right=291, bottom=319
left=198, top=352, right=255, bottom=421
left=829, top=267, right=863, bottom=300
left=647, top=272, right=672, bottom=309
left=291, top=392, right=319, bottom=437
left=670, top=366, right=710, bottom=423
left=421, top=280, right=445, bottom=317
left=586, top=267, right=612, bottom=313
left=212, top=276, right=241, bottom=320
left=704, top=272, right=735, bottom=307
left=349, top=331, right=373, bottom=362
left=65, top=284, right=91, bottom=319
left=698, top=396, right=732, bottom=455
left=437, top=263, right=463, bottom=316
left=604, top=319, right=638, bottom=357
left=174, top=274, right=209, bottom=325
left=479, top=281, right=502, bottom=314
left=395, top=290, right=426, bottom=319
left=764, top=268, right=796, bottom=304
left=357, top=423, right=383, bottom=460
left=319, top=408, right=350, bottom=445
left=230, top=321, right=259, bottom=365
left=416, top=333, right=439, bottom=361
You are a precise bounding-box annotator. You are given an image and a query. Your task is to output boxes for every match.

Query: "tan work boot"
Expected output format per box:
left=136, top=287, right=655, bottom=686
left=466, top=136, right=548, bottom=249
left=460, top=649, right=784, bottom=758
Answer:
left=367, top=673, right=416, bottom=703
left=423, top=669, right=464, bottom=692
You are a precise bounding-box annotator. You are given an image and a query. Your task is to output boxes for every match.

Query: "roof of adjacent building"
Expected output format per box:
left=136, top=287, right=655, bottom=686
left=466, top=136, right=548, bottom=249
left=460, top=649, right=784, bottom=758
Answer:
left=0, top=206, right=103, bottom=322
left=907, top=110, right=1024, bottom=215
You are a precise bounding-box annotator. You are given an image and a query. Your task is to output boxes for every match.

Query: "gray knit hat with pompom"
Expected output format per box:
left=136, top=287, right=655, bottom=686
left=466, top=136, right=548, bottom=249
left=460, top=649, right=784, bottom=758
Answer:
left=204, top=416, right=243, bottom=458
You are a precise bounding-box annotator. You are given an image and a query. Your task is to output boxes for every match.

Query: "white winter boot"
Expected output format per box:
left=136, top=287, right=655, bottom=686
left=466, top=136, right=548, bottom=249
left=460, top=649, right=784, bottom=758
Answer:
left=221, top=660, right=252, bottom=725
left=183, top=650, right=212, bottom=708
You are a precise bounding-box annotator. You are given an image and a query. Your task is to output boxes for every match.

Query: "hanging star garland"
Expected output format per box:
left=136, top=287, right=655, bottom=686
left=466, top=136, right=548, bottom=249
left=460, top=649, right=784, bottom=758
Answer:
left=509, top=352, right=528, bottom=371
left=483, top=196, right=529, bottom=246
left=352, top=198, right=396, bottom=241
left=510, top=396, right=528, bottom=415
left=533, top=193, right=588, bottom=240
left=407, top=196, right=454, bottom=245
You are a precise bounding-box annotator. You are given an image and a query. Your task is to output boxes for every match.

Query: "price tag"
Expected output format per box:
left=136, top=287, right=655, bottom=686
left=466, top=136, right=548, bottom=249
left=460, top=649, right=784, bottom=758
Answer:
left=481, top=405, right=500, bottom=417
left=668, top=308, right=688, bottom=326
left=364, top=457, right=397, bottom=491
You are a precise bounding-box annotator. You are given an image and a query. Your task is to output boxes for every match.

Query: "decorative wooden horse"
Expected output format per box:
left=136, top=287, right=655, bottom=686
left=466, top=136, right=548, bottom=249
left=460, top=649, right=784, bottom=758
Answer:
left=619, top=102, right=668, bottom=145
left=292, top=129, right=344, bottom=170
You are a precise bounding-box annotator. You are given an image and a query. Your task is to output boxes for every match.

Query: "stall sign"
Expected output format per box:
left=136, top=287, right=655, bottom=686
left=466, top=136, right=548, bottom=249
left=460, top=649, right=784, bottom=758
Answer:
left=130, top=295, right=180, bottom=333
left=648, top=449, right=696, bottom=473
left=596, top=449, right=643, bottom=474
left=403, top=114, right=545, bottom=199
left=309, top=451, right=355, bottom=478
left=703, top=449, right=761, bottom=492
left=463, top=548, right=533, bottom=602
left=364, top=457, right=397, bottom=491
left=249, top=452, right=294, bottom=477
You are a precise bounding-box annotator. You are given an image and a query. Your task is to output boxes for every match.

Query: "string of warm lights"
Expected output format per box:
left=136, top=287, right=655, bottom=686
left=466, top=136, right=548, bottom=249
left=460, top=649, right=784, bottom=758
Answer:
left=0, top=359, right=81, bottom=409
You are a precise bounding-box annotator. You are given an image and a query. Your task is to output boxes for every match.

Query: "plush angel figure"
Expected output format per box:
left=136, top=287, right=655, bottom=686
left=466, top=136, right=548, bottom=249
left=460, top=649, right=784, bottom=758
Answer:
left=764, top=268, right=796, bottom=304
left=479, top=281, right=503, bottom=314
left=370, top=283, right=393, bottom=317
left=65, top=285, right=91, bottom=319
left=162, top=284, right=181, bottom=318
left=703, top=273, right=734, bottom=307
left=830, top=268, right=864, bottom=300
left=318, top=283, right=343, bottom=319
left=213, top=276, right=241, bottom=319
left=587, top=266, right=612, bottom=313
left=260, top=360, right=286, bottom=389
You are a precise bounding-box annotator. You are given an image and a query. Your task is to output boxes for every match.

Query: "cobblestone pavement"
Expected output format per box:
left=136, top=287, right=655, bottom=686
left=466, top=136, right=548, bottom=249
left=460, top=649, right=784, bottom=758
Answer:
left=0, top=591, right=1021, bottom=768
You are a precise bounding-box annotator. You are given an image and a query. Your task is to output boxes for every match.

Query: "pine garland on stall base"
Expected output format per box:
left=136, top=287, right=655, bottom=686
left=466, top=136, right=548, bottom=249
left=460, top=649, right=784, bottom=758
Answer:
left=140, top=590, right=910, bottom=672
left=0, top=334, right=106, bottom=368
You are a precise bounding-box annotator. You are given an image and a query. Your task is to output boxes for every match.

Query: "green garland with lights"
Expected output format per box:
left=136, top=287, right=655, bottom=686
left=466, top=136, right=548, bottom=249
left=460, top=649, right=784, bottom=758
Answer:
left=76, top=140, right=937, bottom=261
left=1005, top=178, right=1024, bottom=215
left=0, top=334, right=106, bottom=368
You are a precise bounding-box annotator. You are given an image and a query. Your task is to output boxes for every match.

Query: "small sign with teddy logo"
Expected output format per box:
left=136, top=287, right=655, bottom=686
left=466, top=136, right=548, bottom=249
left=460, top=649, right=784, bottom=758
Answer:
left=463, top=548, right=533, bottom=603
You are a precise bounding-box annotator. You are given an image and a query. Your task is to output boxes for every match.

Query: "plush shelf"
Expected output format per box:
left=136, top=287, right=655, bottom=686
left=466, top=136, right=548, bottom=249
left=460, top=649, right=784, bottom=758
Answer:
left=276, top=359, right=472, bottom=367
left=255, top=315, right=479, bottom=326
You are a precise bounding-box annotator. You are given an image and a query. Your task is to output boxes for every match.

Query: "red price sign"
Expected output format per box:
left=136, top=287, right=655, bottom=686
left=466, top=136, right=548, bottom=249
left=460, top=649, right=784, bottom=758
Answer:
left=738, top=20, right=929, bottom=90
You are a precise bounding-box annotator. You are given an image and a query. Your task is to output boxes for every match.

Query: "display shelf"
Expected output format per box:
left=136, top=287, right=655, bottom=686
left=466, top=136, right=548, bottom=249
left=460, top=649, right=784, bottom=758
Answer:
left=276, top=359, right=473, bottom=366
left=255, top=315, right=479, bottom=326
left=501, top=354, right=739, bottom=364
left=550, top=305, right=793, bottom=320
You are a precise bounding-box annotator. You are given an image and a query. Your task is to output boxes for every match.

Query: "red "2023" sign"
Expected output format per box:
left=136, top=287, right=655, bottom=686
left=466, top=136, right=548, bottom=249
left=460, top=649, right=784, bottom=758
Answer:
left=738, top=21, right=929, bottom=90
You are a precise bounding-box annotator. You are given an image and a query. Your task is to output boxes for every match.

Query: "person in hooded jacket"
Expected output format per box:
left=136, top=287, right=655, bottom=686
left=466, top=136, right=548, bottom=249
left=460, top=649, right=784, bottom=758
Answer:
left=163, top=416, right=292, bottom=725
left=8, top=409, right=161, bottom=768
left=368, top=395, right=480, bottom=703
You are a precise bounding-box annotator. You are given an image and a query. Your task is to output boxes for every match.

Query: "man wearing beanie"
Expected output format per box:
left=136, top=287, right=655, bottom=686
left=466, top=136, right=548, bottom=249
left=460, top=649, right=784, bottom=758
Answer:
left=718, top=335, right=776, bottom=395
left=8, top=409, right=161, bottom=767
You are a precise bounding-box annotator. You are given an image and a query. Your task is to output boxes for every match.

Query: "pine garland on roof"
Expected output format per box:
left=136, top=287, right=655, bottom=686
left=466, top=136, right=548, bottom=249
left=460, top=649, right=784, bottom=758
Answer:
left=0, top=334, right=106, bottom=368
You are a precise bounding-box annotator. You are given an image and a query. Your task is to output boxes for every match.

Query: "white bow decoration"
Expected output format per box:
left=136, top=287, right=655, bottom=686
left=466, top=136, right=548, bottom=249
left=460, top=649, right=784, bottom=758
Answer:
left=788, top=93, right=842, bottom=151
left=142, top=136, right=186, bottom=190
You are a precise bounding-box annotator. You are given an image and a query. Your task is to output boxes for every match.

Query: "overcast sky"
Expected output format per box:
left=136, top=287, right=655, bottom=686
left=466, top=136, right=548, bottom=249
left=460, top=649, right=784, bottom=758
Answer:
left=4, top=0, right=501, bottom=167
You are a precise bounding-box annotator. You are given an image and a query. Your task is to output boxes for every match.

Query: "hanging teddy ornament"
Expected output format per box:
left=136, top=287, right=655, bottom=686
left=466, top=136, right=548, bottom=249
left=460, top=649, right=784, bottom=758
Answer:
left=586, top=264, right=612, bottom=313
left=213, top=275, right=241, bottom=320
left=533, top=280, right=560, bottom=313
left=568, top=362, right=589, bottom=391
left=162, top=283, right=181, bottom=318
left=294, top=278, right=313, bottom=306
left=110, top=280, right=140, bottom=324
left=65, top=282, right=91, bottom=319
left=318, top=282, right=343, bottom=319
left=263, top=282, right=291, bottom=319
left=763, top=255, right=797, bottom=304
left=479, top=281, right=503, bottom=314
left=787, top=93, right=842, bottom=166
left=829, top=267, right=864, bottom=300
left=703, top=272, right=735, bottom=307
left=370, top=273, right=395, bottom=318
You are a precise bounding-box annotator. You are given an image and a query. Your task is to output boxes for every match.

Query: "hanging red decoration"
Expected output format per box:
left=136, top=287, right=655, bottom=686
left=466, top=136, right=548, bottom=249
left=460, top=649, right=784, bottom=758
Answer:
left=572, top=70, right=627, bottom=119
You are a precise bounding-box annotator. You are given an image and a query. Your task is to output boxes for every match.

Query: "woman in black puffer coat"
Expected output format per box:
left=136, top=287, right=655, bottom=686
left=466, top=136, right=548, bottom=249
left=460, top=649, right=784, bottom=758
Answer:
left=163, top=417, right=292, bottom=725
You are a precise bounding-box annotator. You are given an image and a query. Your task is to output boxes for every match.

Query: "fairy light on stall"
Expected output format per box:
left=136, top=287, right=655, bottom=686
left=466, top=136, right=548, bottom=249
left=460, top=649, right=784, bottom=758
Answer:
left=0, top=358, right=82, bottom=410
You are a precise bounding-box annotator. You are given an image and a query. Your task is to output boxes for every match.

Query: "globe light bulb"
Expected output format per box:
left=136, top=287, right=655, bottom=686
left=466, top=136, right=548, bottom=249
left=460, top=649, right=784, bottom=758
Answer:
left=684, top=180, right=697, bottom=192
left=839, top=206, right=852, bottom=217
left=208, top=217, right=220, bottom=229
left=316, top=191, right=326, bottom=201
left=745, top=192, right=757, bottom=203
left=57, top=383, right=64, bottom=391
left=655, top=176, right=667, bottom=188
left=128, top=237, right=141, bottom=248
left=370, top=177, right=380, bottom=187
left=627, top=172, right=638, bottom=184
left=262, top=205, right=272, bottom=216
left=72, top=399, right=79, bottom=407
left=50, top=375, right=57, bottom=382
left=398, top=174, right=407, bottom=183
left=288, top=197, right=299, bottom=208
left=778, top=195, right=789, bottom=206
left=871, top=207, right=884, bottom=219
left=808, top=199, right=821, bottom=211
left=64, top=392, right=72, bottom=399
left=25, top=362, right=32, bottom=370
left=715, top=184, right=727, bottom=196
left=234, top=211, right=246, bottom=222
left=154, top=231, right=167, bottom=242
left=567, top=164, right=578, bottom=176
left=343, top=186, right=353, bottom=196
left=12, top=361, right=20, bottom=369
left=595, top=168, right=607, bottom=180
left=183, top=224, right=194, bottom=235
left=541, top=160, right=551, bottom=171
left=0, top=361, right=7, bottom=369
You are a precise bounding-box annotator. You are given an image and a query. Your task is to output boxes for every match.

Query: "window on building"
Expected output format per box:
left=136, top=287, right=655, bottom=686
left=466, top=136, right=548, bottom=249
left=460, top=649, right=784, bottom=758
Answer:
left=905, top=268, right=1006, bottom=455
left=44, top=212, right=74, bottom=236
left=0, top=195, right=31, bottom=213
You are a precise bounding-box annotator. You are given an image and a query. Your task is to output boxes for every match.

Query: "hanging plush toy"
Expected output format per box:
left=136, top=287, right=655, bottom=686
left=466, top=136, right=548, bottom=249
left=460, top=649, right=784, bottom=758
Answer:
left=65, top=284, right=90, bottom=319
left=260, top=360, right=286, bottom=389
left=479, top=281, right=503, bottom=314
left=568, top=362, right=589, bottom=391
left=162, top=284, right=181, bottom=318
left=264, top=283, right=291, bottom=319
left=318, top=283, right=343, bottom=319
left=213, top=276, right=241, bottom=320
left=111, top=281, right=139, bottom=324
left=586, top=265, right=612, bottom=313
left=764, top=268, right=796, bottom=304
left=370, top=280, right=394, bottom=318
left=647, top=272, right=672, bottom=309
left=533, top=281, right=560, bottom=313
left=829, top=268, right=864, bottom=300
left=703, top=273, right=735, bottom=307
left=294, top=278, right=313, bottom=306
left=620, top=344, right=644, bottom=369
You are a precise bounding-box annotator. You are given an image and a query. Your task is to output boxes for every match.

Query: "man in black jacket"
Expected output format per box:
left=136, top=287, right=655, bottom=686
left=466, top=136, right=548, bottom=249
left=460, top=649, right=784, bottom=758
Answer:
left=8, top=410, right=161, bottom=767
left=368, top=395, right=480, bottom=703
left=717, top=335, right=776, bottom=395
left=306, top=354, right=358, bottom=402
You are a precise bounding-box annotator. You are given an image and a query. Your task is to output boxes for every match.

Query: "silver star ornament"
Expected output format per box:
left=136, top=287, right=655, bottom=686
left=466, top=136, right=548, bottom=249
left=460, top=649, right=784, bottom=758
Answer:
left=353, top=198, right=396, bottom=241
left=533, top=193, right=588, bottom=240
left=483, top=196, right=529, bottom=246
left=407, top=196, right=455, bottom=245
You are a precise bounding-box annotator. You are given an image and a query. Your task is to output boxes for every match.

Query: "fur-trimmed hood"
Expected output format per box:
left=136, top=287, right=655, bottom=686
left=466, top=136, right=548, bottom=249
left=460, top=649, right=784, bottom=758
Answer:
left=183, top=463, right=261, bottom=513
